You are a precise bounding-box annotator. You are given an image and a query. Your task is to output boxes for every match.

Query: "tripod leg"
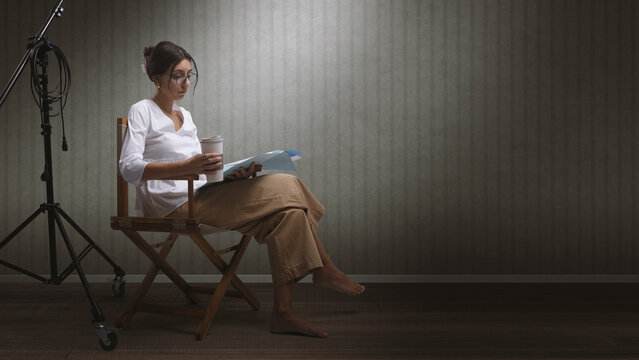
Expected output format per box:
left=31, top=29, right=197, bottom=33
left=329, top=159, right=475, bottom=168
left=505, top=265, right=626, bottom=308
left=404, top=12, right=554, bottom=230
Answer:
left=57, top=207, right=127, bottom=297
left=56, top=207, right=126, bottom=277
left=0, top=205, right=46, bottom=250
left=0, top=259, right=48, bottom=283
left=0, top=205, right=49, bottom=283
left=51, top=208, right=105, bottom=322
left=51, top=208, right=118, bottom=350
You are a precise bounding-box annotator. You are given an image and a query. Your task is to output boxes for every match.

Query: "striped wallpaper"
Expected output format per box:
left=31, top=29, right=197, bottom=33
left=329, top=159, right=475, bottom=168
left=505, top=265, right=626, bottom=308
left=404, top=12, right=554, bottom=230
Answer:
left=0, top=0, right=637, bottom=276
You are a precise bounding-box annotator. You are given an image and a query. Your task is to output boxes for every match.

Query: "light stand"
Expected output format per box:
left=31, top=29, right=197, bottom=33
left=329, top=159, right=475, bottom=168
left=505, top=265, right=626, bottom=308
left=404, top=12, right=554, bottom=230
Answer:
left=0, top=0, right=125, bottom=351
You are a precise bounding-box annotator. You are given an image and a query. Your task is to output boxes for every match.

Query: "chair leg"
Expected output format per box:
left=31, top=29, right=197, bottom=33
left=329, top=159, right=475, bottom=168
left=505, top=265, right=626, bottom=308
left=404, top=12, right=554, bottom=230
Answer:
left=122, top=230, right=199, bottom=304
left=191, top=233, right=253, bottom=340
left=116, top=233, right=179, bottom=329
left=189, top=234, right=260, bottom=310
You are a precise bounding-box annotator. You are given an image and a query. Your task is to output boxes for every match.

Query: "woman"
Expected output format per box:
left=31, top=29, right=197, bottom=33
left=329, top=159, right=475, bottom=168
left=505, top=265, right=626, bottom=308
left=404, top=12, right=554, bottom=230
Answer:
left=119, top=41, right=364, bottom=338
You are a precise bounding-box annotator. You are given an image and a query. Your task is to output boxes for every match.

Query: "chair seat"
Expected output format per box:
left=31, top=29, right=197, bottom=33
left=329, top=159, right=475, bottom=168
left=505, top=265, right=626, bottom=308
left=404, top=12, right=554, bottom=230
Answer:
left=111, top=216, right=200, bottom=233
left=111, top=216, right=228, bottom=235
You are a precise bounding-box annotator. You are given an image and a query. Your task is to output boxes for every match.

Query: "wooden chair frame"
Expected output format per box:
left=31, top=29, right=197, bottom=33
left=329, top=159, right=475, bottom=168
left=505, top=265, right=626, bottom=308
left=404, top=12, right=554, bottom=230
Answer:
left=110, top=117, right=259, bottom=340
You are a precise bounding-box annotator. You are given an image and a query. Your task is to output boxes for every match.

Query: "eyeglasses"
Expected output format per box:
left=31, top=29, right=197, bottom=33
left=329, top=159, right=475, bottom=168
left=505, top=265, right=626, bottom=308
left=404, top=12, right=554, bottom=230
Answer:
left=170, top=72, right=197, bottom=86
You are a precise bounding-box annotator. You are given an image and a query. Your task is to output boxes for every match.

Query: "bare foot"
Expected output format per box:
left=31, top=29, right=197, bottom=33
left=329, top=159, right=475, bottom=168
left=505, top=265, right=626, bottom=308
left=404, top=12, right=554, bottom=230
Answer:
left=270, top=310, right=328, bottom=338
left=312, top=260, right=365, bottom=295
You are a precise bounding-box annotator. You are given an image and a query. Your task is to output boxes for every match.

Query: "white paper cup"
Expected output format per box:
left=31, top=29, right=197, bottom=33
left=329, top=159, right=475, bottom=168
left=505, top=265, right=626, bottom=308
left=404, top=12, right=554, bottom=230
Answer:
left=200, top=136, right=223, bottom=182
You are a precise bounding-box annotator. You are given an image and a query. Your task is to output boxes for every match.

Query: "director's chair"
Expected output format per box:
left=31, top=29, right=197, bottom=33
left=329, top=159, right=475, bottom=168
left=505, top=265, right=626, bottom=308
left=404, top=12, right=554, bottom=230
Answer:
left=110, top=118, right=259, bottom=340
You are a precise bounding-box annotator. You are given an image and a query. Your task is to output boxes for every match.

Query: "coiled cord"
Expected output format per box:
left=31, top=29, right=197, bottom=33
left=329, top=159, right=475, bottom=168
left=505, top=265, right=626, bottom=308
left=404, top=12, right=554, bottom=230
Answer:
left=29, top=38, right=71, bottom=151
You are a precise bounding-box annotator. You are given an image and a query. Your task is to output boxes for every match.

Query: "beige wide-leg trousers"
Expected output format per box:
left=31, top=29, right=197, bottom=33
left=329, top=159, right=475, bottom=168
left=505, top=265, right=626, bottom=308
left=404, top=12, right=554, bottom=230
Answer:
left=170, top=174, right=325, bottom=286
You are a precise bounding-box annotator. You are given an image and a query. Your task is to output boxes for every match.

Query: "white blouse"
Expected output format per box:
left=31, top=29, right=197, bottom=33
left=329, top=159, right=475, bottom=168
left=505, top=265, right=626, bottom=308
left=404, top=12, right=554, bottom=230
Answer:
left=119, top=99, right=206, bottom=217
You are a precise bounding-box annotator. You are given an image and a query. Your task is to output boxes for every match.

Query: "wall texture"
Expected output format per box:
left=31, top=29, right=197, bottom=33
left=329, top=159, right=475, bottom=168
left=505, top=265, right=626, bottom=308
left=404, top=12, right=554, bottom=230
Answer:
left=0, top=0, right=637, bottom=276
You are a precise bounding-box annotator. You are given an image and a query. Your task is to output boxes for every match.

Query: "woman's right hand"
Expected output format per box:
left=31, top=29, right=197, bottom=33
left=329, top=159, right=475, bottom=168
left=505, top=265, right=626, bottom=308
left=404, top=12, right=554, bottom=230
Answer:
left=182, top=153, right=223, bottom=175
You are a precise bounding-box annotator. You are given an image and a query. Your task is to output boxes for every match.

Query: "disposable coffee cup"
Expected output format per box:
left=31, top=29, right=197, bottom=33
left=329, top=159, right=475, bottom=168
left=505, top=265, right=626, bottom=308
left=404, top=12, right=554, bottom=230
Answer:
left=200, top=135, right=224, bottom=182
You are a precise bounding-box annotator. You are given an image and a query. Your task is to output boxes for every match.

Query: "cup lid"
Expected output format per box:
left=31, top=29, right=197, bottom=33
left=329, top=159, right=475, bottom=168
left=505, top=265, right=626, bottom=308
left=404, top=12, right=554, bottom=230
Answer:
left=200, top=135, right=223, bottom=142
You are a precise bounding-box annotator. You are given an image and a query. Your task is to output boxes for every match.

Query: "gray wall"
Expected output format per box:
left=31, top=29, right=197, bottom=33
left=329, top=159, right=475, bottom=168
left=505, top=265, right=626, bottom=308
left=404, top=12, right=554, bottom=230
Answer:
left=0, top=0, right=637, bottom=276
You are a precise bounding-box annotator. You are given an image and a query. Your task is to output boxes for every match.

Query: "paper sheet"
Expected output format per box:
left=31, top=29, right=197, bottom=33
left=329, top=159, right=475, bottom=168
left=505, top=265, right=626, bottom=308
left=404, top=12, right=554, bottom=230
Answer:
left=221, top=149, right=300, bottom=178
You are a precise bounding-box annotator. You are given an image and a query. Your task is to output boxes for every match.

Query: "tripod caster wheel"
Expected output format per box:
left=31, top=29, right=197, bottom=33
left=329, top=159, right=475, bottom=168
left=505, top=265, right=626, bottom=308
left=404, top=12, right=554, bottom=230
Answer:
left=111, top=277, right=126, bottom=298
left=98, top=332, right=118, bottom=351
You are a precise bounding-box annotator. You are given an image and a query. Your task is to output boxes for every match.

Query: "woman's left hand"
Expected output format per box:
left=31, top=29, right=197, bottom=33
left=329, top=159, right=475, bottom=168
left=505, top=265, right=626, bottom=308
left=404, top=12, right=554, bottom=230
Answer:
left=225, top=162, right=262, bottom=181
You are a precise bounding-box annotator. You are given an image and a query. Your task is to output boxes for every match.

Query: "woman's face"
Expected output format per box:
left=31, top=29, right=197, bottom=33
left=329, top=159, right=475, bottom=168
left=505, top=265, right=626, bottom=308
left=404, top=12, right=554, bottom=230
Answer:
left=155, top=59, right=193, bottom=101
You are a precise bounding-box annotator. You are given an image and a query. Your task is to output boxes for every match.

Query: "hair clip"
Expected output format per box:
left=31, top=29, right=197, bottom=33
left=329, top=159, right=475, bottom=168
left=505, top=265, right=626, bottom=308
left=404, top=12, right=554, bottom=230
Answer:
left=141, top=56, right=150, bottom=73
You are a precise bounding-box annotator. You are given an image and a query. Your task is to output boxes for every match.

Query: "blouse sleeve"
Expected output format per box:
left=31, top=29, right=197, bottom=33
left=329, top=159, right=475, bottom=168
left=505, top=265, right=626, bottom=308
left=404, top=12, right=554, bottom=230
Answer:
left=119, top=105, right=150, bottom=186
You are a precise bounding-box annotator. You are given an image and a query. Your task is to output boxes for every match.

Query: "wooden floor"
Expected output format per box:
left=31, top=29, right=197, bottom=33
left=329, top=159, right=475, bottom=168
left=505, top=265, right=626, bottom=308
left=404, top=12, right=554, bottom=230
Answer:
left=2, top=282, right=639, bottom=359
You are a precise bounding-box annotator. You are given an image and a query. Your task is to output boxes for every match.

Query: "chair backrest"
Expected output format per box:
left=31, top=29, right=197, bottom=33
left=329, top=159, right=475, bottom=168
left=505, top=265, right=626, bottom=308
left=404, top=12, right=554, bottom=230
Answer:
left=116, top=118, right=129, bottom=217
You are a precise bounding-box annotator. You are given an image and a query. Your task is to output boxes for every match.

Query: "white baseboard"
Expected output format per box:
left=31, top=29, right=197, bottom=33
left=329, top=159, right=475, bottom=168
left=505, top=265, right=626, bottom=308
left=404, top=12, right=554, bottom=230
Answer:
left=3, top=274, right=639, bottom=283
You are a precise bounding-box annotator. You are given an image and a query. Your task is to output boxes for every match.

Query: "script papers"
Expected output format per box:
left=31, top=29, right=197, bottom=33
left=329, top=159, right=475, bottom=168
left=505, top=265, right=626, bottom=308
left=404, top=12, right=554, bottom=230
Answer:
left=221, top=149, right=302, bottom=179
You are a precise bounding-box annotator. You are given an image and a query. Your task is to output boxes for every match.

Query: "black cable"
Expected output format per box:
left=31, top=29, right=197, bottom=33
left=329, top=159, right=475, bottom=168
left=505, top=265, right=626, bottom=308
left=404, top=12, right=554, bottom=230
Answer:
left=28, top=37, right=71, bottom=151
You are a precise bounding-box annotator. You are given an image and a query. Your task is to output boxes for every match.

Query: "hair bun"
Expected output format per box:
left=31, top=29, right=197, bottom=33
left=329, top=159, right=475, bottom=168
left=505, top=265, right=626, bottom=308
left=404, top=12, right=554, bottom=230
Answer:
left=143, top=46, right=155, bottom=58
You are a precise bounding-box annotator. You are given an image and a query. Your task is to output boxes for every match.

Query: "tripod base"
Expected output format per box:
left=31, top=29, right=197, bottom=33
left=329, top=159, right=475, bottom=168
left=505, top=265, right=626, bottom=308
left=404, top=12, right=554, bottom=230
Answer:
left=0, top=202, right=126, bottom=351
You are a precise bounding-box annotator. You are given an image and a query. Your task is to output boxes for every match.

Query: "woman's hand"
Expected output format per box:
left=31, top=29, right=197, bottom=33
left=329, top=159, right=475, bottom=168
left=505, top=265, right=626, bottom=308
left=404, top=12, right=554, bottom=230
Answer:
left=225, top=162, right=262, bottom=181
left=182, top=153, right=223, bottom=175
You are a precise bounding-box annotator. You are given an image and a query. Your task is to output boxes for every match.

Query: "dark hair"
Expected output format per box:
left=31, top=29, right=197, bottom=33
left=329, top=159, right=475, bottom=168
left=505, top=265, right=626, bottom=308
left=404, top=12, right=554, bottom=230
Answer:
left=143, top=41, right=198, bottom=90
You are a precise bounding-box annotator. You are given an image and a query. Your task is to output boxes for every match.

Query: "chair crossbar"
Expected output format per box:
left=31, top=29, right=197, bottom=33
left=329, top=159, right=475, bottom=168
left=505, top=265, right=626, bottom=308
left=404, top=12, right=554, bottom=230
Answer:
left=210, top=244, right=240, bottom=257
left=151, top=238, right=175, bottom=249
